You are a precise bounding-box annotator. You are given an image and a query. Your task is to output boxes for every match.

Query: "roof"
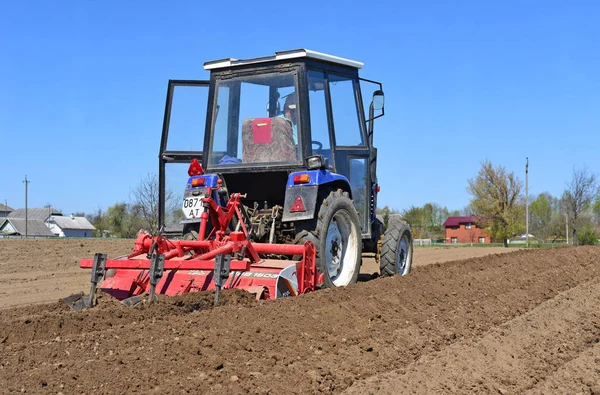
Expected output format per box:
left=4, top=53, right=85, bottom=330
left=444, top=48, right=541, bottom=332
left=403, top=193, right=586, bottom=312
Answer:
left=443, top=216, right=479, bottom=227
left=48, top=215, right=95, bottom=230
left=0, top=204, right=14, bottom=212
left=0, top=218, right=56, bottom=237
left=8, top=207, right=62, bottom=220
left=204, top=49, right=364, bottom=71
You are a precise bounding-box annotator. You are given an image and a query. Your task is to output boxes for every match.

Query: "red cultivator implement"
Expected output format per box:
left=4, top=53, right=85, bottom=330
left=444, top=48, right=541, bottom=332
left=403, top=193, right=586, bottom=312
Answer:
left=70, top=186, right=319, bottom=310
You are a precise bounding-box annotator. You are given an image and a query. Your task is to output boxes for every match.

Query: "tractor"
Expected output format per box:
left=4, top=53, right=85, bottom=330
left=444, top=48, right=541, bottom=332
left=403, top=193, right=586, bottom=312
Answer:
left=72, top=49, right=413, bottom=308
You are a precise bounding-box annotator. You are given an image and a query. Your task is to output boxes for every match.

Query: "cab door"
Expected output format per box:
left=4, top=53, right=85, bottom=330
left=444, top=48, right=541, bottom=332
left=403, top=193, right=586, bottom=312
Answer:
left=158, top=80, right=210, bottom=231
left=326, top=72, right=371, bottom=238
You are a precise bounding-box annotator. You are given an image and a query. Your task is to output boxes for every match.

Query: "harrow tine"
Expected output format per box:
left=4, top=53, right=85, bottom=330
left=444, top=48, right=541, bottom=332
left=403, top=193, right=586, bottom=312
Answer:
left=64, top=253, right=107, bottom=311
left=86, top=253, right=107, bottom=308
left=213, top=254, right=231, bottom=306
left=147, top=253, right=165, bottom=305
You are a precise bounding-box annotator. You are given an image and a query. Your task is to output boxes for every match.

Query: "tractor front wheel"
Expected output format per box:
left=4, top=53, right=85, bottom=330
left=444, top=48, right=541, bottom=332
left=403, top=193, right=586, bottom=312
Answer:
left=380, top=220, right=413, bottom=276
left=296, top=189, right=362, bottom=288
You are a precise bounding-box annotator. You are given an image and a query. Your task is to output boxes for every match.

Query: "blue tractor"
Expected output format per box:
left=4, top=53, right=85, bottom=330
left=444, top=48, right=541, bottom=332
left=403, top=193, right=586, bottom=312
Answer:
left=158, top=49, right=413, bottom=289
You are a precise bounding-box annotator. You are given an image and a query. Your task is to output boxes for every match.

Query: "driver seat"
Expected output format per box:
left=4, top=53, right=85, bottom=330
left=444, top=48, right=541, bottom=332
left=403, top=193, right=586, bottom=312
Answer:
left=241, top=117, right=296, bottom=163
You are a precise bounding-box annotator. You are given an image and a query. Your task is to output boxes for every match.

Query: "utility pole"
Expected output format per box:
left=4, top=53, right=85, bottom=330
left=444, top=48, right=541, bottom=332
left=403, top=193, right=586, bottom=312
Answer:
left=23, top=175, right=30, bottom=238
left=525, top=157, right=529, bottom=248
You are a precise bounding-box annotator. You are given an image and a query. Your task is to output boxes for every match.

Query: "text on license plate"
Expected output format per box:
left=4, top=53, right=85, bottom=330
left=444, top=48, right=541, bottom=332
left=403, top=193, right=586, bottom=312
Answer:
left=182, top=197, right=202, bottom=219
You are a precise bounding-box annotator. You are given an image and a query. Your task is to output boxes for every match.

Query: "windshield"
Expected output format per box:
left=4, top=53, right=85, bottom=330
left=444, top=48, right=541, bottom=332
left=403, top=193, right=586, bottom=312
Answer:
left=207, top=70, right=302, bottom=168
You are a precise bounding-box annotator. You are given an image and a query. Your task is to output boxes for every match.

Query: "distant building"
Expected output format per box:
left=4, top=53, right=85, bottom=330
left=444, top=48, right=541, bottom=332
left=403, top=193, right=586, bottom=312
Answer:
left=46, top=214, right=95, bottom=238
left=0, top=204, right=14, bottom=218
left=443, top=215, right=491, bottom=244
left=0, top=218, right=56, bottom=237
left=0, top=207, right=95, bottom=238
left=8, top=207, right=61, bottom=221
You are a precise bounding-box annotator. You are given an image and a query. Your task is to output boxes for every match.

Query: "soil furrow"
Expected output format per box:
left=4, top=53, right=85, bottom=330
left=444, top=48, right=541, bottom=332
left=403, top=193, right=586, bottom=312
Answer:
left=0, top=246, right=599, bottom=394
left=344, top=275, right=600, bottom=394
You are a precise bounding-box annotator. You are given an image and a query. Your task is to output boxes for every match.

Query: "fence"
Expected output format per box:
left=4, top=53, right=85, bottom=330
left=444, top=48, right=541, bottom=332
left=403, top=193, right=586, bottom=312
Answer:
left=413, top=238, right=432, bottom=246
left=0, top=235, right=57, bottom=239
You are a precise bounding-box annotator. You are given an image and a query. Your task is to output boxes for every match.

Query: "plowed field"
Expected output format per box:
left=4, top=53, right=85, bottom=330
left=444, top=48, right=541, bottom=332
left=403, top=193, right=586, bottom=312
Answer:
left=1, top=239, right=599, bottom=394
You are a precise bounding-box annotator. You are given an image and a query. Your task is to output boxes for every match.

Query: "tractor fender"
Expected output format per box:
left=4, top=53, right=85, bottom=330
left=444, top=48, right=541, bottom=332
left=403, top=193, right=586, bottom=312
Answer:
left=282, top=170, right=351, bottom=222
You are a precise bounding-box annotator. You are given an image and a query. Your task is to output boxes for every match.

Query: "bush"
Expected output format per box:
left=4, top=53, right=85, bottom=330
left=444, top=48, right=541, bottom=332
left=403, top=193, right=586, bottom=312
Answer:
left=531, top=240, right=544, bottom=248
left=578, top=225, right=599, bottom=246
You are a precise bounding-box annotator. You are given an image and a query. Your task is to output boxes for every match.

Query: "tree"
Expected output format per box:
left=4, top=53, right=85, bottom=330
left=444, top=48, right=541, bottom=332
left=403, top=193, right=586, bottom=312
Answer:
left=459, top=204, right=474, bottom=216
left=130, top=173, right=177, bottom=235
left=105, top=203, right=128, bottom=237
left=376, top=205, right=399, bottom=230
left=592, top=197, right=600, bottom=227
left=467, top=160, right=525, bottom=246
left=427, top=203, right=450, bottom=239
left=401, top=203, right=449, bottom=239
left=563, top=167, right=599, bottom=246
left=541, top=193, right=570, bottom=242
left=103, top=203, right=141, bottom=238
left=529, top=192, right=553, bottom=241
left=579, top=225, right=599, bottom=246
left=401, top=205, right=424, bottom=237
left=87, top=207, right=107, bottom=237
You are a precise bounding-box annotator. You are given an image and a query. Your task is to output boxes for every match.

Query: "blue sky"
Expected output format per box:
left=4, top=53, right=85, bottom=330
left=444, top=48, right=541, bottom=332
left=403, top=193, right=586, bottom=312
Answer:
left=1, top=0, right=599, bottom=215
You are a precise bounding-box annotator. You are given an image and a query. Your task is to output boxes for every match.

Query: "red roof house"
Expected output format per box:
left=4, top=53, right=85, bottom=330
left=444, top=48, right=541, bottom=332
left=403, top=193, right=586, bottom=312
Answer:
left=443, top=215, right=491, bottom=244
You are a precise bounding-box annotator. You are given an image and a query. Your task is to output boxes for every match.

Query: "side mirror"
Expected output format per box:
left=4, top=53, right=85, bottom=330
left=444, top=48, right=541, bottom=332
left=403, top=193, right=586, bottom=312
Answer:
left=372, top=90, right=384, bottom=112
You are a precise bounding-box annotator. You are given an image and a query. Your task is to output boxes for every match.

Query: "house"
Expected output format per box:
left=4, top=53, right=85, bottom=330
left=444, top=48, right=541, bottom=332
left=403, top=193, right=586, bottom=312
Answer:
left=0, top=207, right=95, bottom=238
left=443, top=215, right=491, bottom=244
left=0, top=218, right=56, bottom=237
left=8, top=207, right=61, bottom=221
left=46, top=214, right=95, bottom=238
left=0, top=203, right=14, bottom=218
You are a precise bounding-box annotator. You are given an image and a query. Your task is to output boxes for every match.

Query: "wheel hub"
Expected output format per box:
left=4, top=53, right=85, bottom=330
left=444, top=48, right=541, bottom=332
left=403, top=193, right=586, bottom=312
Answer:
left=326, top=219, right=343, bottom=277
left=396, top=236, right=409, bottom=273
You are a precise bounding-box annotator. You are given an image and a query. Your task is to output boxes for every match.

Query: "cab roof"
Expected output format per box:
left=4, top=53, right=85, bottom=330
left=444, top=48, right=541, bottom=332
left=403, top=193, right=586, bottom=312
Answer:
left=203, top=49, right=364, bottom=71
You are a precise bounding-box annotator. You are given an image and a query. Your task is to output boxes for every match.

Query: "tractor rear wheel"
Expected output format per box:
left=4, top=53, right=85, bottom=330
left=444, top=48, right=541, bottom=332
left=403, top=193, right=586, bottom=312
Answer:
left=296, top=189, right=362, bottom=288
left=380, top=220, right=413, bottom=276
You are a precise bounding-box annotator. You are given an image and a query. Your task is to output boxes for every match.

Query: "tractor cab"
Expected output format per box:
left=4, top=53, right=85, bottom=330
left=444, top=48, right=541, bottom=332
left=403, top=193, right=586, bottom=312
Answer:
left=156, top=49, right=410, bottom=290
left=159, top=49, right=385, bottom=240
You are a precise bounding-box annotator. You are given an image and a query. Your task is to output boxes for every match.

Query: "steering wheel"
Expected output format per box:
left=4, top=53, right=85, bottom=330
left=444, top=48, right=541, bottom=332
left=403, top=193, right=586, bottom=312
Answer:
left=311, top=140, right=323, bottom=150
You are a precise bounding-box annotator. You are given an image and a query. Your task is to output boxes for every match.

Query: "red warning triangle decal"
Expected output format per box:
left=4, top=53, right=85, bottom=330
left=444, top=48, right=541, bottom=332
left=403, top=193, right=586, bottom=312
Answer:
left=290, top=196, right=306, bottom=212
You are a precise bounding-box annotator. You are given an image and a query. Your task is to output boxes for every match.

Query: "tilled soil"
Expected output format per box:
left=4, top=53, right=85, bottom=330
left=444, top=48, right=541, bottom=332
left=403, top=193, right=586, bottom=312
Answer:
left=0, top=238, right=518, bottom=309
left=0, top=240, right=599, bottom=394
left=0, top=239, right=133, bottom=309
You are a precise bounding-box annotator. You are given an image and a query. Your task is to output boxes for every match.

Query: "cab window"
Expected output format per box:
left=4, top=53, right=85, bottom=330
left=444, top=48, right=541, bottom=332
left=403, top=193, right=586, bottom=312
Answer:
left=308, top=70, right=333, bottom=168
left=208, top=71, right=303, bottom=167
left=328, top=73, right=364, bottom=147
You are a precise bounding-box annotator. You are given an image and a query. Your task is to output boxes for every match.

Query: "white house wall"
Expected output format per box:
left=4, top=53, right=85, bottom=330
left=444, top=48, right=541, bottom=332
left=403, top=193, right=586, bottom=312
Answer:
left=1, top=221, right=16, bottom=234
left=46, top=222, right=65, bottom=237
left=45, top=223, right=92, bottom=238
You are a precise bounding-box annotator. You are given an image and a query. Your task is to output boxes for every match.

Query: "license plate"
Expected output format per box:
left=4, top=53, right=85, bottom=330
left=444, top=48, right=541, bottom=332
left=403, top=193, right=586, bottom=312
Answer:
left=182, top=197, right=202, bottom=219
